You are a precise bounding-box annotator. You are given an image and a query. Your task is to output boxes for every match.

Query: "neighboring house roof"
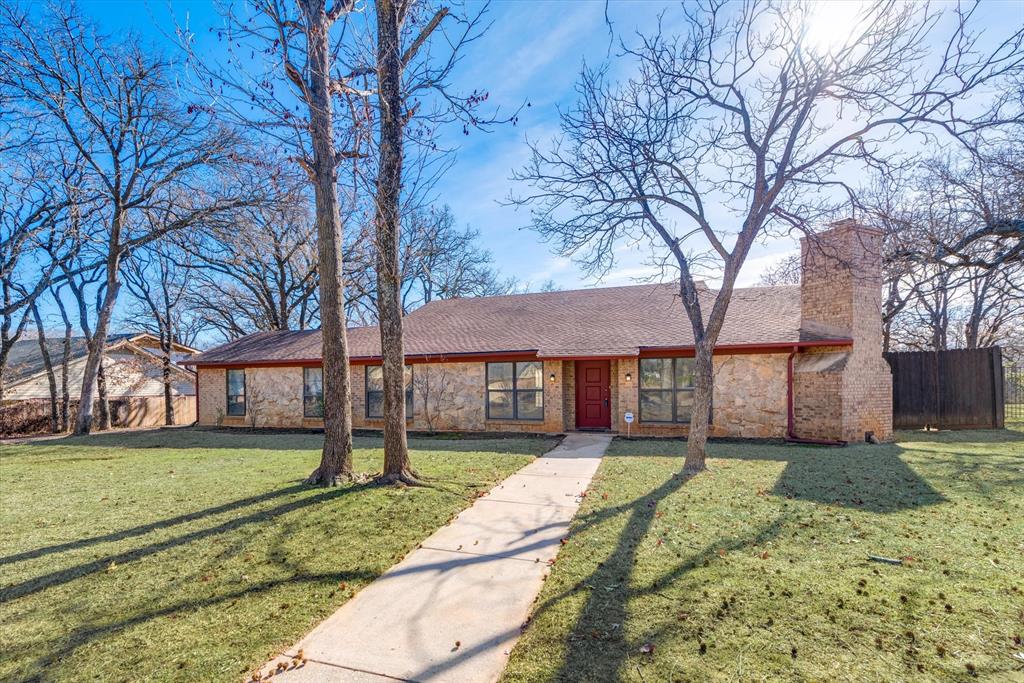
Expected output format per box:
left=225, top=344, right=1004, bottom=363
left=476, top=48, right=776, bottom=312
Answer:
left=3, top=333, right=199, bottom=385
left=186, top=282, right=852, bottom=367
left=4, top=334, right=124, bottom=384
left=2, top=334, right=198, bottom=398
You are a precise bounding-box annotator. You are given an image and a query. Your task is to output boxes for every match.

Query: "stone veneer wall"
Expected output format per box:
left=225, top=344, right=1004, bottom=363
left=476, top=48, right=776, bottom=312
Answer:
left=199, top=353, right=789, bottom=437
left=614, top=354, right=789, bottom=438
left=198, top=361, right=565, bottom=433
left=800, top=221, right=893, bottom=442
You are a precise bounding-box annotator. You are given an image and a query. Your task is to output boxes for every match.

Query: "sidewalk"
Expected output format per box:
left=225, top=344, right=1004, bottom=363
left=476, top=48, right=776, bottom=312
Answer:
left=260, top=432, right=612, bottom=683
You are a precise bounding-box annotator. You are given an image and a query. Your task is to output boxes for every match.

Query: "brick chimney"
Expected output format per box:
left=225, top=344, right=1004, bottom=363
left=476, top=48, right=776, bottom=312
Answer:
left=796, top=219, right=893, bottom=442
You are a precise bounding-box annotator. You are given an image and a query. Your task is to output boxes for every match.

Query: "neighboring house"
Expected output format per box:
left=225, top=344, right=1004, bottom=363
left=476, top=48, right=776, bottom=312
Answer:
left=2, top=333, right=198, bottom=431
left=185, top=221, right=893, bottom=443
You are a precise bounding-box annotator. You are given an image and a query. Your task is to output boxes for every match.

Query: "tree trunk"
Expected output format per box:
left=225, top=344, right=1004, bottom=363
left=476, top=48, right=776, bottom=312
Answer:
left=683, top=340, right=713, bottom=473
left=96, top=359, right=111, bottom=430
left=162, top=334, right=175, bottom=426
left=300, top=0, right=355, bottom=485
left=74, top=207, right=123, bottom=435
left=74, top=283, right=118, bottom=434
left=54, top=290, right=72, bottom=432
left=31, top=303, right=59, bottom=433
left=374, top=0, right=416, bottom=485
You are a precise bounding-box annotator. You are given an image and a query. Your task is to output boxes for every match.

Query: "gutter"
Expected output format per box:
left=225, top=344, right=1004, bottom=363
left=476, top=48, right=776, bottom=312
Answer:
left=184, top=339, right=856, bottom=368
left=785, top=347, right=846, bottom=446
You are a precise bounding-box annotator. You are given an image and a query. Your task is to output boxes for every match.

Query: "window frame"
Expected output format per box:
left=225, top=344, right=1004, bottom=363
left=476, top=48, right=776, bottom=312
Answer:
left=225, top=368, right=246, bottom=417
left=364, top=365, right=413, bottom=419
left=485, top=361, right=545, bottom=421
left=638, top=358, right=710, bottom=424
left=302, top=367, right=324, bottom=418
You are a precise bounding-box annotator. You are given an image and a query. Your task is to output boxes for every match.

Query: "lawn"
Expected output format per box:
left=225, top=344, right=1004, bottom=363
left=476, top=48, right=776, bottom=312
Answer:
left=0, top=428, right=556, bottom=682
left=502, top=428, right=1024, bottom=682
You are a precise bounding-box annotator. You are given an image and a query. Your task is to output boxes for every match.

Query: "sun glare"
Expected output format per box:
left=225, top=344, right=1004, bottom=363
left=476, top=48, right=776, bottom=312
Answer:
left=803, top=0, right=869, bottom=54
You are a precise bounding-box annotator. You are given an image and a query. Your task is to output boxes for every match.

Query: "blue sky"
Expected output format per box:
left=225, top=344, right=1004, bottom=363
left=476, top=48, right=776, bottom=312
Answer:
left=73, top=0, right=1024, bottom=297
left=77, top=0, right=803, bottom=294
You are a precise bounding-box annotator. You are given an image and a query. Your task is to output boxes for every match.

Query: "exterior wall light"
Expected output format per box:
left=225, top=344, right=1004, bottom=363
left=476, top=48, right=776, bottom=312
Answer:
left=549, top=372, right=556, bottom=383
left=625, top=372, right=632, bottom=382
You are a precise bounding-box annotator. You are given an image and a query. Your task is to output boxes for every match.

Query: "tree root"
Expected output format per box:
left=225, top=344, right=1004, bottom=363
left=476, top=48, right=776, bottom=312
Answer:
left=375, top=470, right=424, bottom=487
left=304, top=468, right=357, bottom=487
left=682, top=463, right=707, bottom=476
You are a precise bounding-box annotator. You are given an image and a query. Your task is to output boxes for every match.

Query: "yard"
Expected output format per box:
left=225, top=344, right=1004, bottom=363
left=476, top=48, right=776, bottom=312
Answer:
left=502, top=428, right=1024, bottom=682
left=0, top=429, right=555, bottom=682
left=2, top=428, right=1022, bottom=683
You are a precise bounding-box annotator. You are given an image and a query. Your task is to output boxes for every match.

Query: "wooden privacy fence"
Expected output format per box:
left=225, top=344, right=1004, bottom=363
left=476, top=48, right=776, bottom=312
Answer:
left=884, top=347, right=1005, bottom=430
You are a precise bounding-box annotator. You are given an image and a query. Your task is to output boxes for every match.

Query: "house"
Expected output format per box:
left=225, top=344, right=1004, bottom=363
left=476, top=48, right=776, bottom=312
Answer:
left=185, top=221, right=893, bottom=443
left=2, top=333, right=198, bottom=432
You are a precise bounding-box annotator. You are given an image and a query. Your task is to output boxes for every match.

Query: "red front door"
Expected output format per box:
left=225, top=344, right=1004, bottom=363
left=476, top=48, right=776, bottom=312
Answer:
left=575, top=360, right=611, bottom=430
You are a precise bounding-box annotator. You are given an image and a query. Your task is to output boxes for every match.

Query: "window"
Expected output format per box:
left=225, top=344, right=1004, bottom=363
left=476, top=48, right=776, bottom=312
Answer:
left=365, top=365, right=413, bottom=418
left=486, top=361, right=544, bottom=420
left=639, top=358, right=705, bottom=423
left=303, top=367, right=324, bottom=418
left=226, top=369, right=246, bottom=416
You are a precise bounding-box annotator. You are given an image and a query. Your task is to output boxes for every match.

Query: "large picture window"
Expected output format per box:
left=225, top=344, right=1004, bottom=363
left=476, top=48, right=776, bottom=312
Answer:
left=639, top=358, right=704, bottom=423
left=486, top=361, right=544, bottom=420
left=303, top=367, right=324, bottom=418
left=365, top=365, right=413, bottom=418
left=226, top=369, right=246, bottom=416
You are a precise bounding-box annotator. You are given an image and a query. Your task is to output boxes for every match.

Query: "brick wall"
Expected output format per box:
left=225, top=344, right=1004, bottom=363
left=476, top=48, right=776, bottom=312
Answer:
left=799, top=220, right=893, bottom=442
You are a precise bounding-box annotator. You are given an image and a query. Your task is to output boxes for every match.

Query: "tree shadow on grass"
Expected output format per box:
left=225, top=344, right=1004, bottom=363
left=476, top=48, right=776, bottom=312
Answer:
left=12, top=427, right=556, bottom=455
left=0, top=482, right=373, bottom=603
left=505, top=468, right=789, bottom=683
left=896, top=427, right=1024, bottom=443
left=511, top=439, right=957, bottom=681
left=0, top=484, right=309, bottom=566
left=713, top=442, right=947, bottom=513
left=6, top=569, right=378, bottom=683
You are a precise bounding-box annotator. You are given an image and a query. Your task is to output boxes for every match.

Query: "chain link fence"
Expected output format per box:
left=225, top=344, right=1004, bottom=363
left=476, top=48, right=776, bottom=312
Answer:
left=1007, top=364, right=1024, bottom=423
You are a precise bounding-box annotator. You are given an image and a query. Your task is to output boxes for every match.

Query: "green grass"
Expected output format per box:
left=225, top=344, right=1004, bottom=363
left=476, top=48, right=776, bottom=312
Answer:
left=503, top=429, right=1024, bottom=682
left=0, top=428, right=556, bottom=682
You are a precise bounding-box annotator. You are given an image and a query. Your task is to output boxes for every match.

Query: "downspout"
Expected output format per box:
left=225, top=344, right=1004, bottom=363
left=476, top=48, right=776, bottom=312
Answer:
left=786, top=347, right=846, bottom=446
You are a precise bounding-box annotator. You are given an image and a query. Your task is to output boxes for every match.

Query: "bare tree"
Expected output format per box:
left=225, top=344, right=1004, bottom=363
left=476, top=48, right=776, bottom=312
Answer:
left=190, top=0, right=506, bottom=484
left=185, top=178, right=327, bottom=339
left=1, top=3, right=247, bottom=433
left=0, top=153, right=83, bottom=400
left=513, top=1, right=1023, bottom=472
left=399, top=205, right=516, bottom=311
left=187, top=0, right=384, bottom=483
left=29, top=301, right=58, bottom=432
left=50, top=284, right=74, bottom=431
left=914, top=151, right=1024, bottom=269
left=863, top=147, right=1023, bottom=351
left=373, top=0, right=517, bottom=483
left=757, top=253, right=800, bottom=286
left=122, top=236, right=197, bottom=426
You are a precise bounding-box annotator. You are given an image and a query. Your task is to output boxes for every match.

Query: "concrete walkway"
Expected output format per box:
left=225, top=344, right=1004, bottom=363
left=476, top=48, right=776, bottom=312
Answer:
left=260, top=432, right=611, bottom=683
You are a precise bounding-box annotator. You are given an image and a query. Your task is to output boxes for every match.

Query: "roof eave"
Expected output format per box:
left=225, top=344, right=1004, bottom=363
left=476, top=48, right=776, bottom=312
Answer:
left=184, top=339, right=854, bottom=368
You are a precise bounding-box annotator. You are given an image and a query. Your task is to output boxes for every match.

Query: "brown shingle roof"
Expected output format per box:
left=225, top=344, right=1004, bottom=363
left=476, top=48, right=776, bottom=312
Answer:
left=186, top=282, right=847, bottom=366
